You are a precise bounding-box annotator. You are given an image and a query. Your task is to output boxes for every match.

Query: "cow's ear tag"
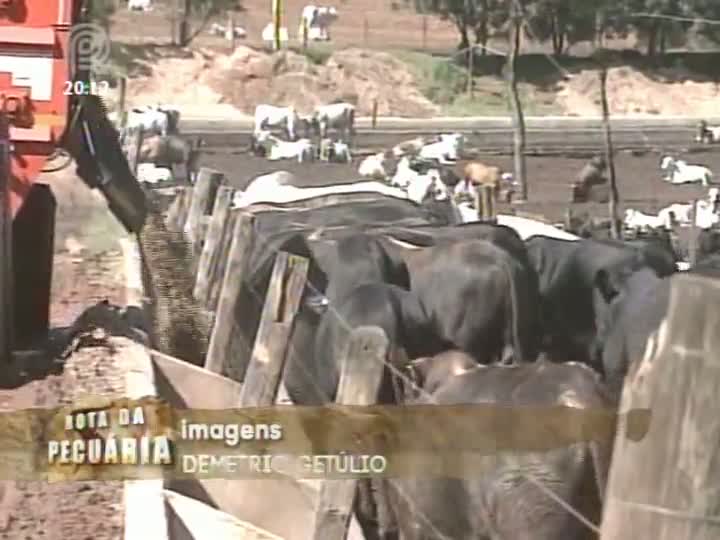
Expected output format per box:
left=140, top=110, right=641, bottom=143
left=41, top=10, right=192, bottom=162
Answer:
left=304, top=292, right=330, bottom=315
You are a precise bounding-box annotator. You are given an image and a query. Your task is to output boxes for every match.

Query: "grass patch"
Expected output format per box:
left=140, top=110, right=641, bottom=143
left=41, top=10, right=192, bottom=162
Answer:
left=394, top=49, right=563, bottom=115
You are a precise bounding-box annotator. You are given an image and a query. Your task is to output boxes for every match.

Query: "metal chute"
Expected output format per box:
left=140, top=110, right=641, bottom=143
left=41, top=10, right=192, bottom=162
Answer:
left=61, top=95, right=147, bottom=233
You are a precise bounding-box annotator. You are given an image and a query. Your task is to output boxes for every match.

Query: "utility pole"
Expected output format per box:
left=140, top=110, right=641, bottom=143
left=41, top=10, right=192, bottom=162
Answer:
left=272, top=0, right=282, bottom=51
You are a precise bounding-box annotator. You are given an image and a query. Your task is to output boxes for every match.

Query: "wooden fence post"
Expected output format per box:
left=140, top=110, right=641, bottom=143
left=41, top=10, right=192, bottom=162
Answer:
left=688, top=199, right=699, bottom=267
left=204, top=212, right=255, bottom=375
left=185, top=167, right=224, bottom=252
left=207, top=210, right=237, bottom=312
left=128, top=127, right=144, bottom=177
left=193, top=185, right=234, bottom=305
left=118, top=77, right=128, bottom=129
left=478, top=184, right=495, bottom=220
left=0, top=120, right=12, bottom=360
left=312, top=326, right=389, bottom=540
left=237, top=252, right=309, bottom=406
left=302, top=19, right=308, bottom=50
left=165, top=187, right=192, bottom=233
left=506, top=3, right=527, bottom=202
left=421, top=16, right=427, bottom=50
left=600, top=274, right=720, bottom=540
left=371, top=99, right=378, bottom=130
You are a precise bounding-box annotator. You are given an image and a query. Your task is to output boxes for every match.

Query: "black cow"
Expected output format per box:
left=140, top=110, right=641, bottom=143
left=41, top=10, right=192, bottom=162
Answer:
left=403, top=239, right=540, bottom=364
left=391, top=358, right=613, bottom=540
left=525, top=236, right=676, bottom=367
left=287, top=282, right=448, bottom=540
left=593, top=268, right=669, bottom=401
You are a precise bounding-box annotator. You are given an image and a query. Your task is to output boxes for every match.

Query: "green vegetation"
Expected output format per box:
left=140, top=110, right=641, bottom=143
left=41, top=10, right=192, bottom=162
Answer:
left=395, top=50, right=562, bottom=115
left=406, top=0, right=720, bottom=57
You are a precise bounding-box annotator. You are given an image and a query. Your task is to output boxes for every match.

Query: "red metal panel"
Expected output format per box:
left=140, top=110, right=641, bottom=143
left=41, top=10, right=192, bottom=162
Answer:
left=0, top=0, right=79, bottom=216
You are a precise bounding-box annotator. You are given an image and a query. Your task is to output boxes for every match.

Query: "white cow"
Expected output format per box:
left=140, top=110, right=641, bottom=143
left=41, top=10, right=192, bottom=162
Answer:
left=128, top=0, right=152, bottom=11
left=319, top=139, right=351, bottom=162
left=696, top=120, right=720, bottom=144
left=209, top=23, right=247, bottom=39
left=418, top=133, right=465, bottom=164
left=254, top=104, right=299, bottom=141
left=231, top=180, right=413, bottom=209
left=392, top=136, right=430, bottom=158
left=299, top=5, right=338, bottom=41
left=312, top=102, right=355, bottom=142
left=660, top=155, right=713, bottom=186
left=262, top=23, right=289, bottom=47
left=125, top=106, right=168, bottom=135
left=137, top=163, right=172, bottom=184
left=496, top=215, right=580, bottom=241
left=405, top=169, right=450, bottom=204
left=266, top=137, right=316, bottom=162
left=358, top=152, right=388, bottom=179
left=623, top=209, right=667, bottom=232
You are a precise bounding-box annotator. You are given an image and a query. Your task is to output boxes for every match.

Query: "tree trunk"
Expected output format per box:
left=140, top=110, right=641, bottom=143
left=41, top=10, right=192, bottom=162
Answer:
left=551, top=14, right=561, bottom=55
left=457, top=21, right=470, bottom=50
left=599, top=66, right=620, bottom=239
left=506, top=14, right=527, bottom=202
left=646, top=22, right=659, bottom=57
left=659, top=25, right=667, bottom=55
left=179, top=0, right=191, bottom=46
left=475, top=14, right=488, bottom=55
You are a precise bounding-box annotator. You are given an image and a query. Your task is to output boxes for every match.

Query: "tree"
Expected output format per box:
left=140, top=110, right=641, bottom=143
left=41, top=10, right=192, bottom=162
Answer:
left=178, top=0, right=241, bottom=46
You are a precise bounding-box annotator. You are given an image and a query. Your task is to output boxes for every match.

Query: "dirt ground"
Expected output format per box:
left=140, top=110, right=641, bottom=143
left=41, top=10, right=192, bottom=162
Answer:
left=0, top=167, right=131, bottom=540
left=201, top=149, right=720, bottom=223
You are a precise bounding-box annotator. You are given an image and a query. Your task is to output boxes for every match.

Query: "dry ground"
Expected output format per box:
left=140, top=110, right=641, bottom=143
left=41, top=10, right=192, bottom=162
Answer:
left=0, top=167, right=132, bottom=539
left=107, top=0, right=720, bottom=117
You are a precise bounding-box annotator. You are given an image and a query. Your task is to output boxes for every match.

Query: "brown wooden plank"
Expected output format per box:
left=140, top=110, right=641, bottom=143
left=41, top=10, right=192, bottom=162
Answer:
left=237, top=253, right=309, bottom=406
left=204, top=212, right=255, bottom=375
left=165, top=187, right=191, bottom=233
left=600, top=274, right=720, bottom=540
left=312, top=326, right=389, bottom=540
left=185, top=167, right=224, bottom=252
left=207, top=210, right=237, bottom=313
left=194, top=186, right=234, bottom=306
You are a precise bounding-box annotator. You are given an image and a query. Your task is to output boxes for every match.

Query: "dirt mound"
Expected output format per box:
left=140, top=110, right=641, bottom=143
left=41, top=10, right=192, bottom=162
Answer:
left=205, top=46, right=440, bottom=116
left=127, top=45, right=439, bottom=117
left=558, top=66, right=720, bottom=116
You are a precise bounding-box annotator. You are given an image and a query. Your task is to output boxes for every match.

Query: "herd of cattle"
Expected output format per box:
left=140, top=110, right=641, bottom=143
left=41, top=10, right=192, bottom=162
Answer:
left=110, top=101, right=720, bottom=537
left=215, top=153, right=720, bottom=538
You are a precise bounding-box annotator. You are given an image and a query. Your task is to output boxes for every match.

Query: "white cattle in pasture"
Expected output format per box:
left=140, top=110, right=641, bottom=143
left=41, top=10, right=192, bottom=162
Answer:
left=405, top=169, right=450, bottom=204
left=137, top=163, right=172, bottom=184
left=262, top=23, right=289, bottom=46
left=418, top=133, right=465, bottom=164
left=209, top=23, right=247, bottom=39
left=299, top=5, right=338, bottom=41
left=660, top=155, right=713, bottom=186
left=358, top=152, right=388, bottom=179
left=392, top=136, right=429, bottom=158
left=623, top=209, right=667, bottom=232
left=696, top=120, right=720, bottom=144
left=128, top=0, right=152, bottom=11
left=319, top=139, right=351, bottom=162
left=267, top=137, right=316, bottom=162
left=313, top=102, right=355, bottom=142
left=231, top=180, right=413, bottom=209
left=123, top=104, right=180, bottom=136
left=254, top=104, right=299, bottom=141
